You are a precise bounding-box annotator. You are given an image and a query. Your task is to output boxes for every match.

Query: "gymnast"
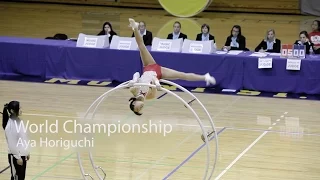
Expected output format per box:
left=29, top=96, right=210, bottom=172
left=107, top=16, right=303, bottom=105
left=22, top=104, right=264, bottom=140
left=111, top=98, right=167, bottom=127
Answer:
left=127, top=18, right=216, bottom=116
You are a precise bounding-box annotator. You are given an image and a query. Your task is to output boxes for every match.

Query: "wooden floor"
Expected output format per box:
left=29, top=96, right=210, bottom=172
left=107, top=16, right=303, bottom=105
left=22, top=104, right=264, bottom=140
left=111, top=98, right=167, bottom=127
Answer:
left=1, top=2, right=320, bottom=180
left=0, top=80, right=320, bottom=180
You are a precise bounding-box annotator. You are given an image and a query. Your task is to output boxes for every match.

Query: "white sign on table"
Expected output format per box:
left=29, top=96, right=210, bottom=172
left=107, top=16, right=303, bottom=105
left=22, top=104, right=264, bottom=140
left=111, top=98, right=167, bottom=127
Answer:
left=117, top=41, right=132, bottom=50
left=157, top=41, right=172, bottom=51
left=286, top=58, right=301, bottom=71
left=258, top=58, right=273, bottom=69
left=110, top=35, right=138, bottom=50
left=182, top=39, right=216, bottom=54
left=83, top=37, right=98, bottom=48
left=151, top=37, right=183, bottom=52
left=189, top=43, right=203, bottom=53
left=77, top=33, right=109, bottom=48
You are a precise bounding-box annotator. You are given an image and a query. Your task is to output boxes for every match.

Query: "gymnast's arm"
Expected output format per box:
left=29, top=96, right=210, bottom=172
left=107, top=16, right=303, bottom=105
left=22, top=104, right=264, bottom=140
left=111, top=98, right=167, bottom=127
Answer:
left=130, top=87, right=139, bottom=96
left=152, top=76, right=161, bottom=90
left=129, top=72, right=140, bottom=96
left=144, top=77, right=160, bottom=99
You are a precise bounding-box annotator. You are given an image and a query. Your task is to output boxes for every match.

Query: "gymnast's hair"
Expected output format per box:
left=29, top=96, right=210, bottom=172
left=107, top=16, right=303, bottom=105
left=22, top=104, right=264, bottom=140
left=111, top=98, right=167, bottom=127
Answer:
left=2, top=101, right=20, bottom=130
left=129, top=97, right=142, bottom=116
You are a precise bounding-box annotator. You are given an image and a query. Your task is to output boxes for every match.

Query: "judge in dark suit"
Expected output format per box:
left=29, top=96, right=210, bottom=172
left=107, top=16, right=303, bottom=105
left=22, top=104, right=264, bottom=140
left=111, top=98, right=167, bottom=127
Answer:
left=167, top=21, right=187, bottom=40
left=294, top=31, right=314, bottom=55
left=97, top=22, right=117, bottom=43
left=131, top=21, right=153, bottom=46
left=255, top=29, right=281, bottom=53
left=223, top=25, right=247, bottom=51
left=196, top=24, right=215, bottom=42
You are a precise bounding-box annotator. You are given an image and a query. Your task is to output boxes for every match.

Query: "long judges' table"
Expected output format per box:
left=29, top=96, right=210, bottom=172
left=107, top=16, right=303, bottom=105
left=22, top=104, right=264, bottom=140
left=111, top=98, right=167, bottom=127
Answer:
left=1, top=37, right=320, bottom=94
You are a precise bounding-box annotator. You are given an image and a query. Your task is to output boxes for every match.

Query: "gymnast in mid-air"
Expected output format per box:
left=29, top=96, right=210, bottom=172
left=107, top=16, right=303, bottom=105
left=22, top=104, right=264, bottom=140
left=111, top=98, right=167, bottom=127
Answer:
left=127, top=18, right=216, bottom=116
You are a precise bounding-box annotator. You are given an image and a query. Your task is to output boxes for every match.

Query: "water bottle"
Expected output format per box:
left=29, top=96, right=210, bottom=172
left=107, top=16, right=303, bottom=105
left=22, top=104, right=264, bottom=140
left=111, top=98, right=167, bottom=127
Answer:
left=310, top=46, right=314, bottom=55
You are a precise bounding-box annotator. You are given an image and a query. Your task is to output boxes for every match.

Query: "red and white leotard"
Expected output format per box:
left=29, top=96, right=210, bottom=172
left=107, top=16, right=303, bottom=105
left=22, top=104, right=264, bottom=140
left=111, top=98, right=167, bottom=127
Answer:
left=143, top=64, right=162, bottom=79
left=135, top=64, right=162, bottom=97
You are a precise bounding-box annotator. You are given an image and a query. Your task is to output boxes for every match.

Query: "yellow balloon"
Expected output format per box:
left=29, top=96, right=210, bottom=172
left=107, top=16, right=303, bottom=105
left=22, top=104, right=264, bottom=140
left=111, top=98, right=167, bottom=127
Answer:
left=159, top=0, right=212, bottom=17
left=156, top=18, right=202, bottom=40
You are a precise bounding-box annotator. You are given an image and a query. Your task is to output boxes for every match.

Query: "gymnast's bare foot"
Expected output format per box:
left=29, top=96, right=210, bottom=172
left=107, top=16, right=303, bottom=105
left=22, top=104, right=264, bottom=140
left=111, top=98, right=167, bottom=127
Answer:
left=129, top=18, right=139, bottom=30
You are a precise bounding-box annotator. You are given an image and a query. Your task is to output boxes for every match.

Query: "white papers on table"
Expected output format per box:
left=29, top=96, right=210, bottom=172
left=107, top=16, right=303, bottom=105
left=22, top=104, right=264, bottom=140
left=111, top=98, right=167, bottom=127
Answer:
left=249, top=52, right=267, bottom=57
left=215, top=51, right=227, bottom=54
left=267, top=53, right=281, bottom=56
left=227, top=50, right=243, bottom=55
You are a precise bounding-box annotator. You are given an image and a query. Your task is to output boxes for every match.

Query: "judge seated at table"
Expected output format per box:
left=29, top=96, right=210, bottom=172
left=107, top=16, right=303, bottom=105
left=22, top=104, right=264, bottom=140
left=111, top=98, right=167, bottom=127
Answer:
left=223, top=25, right=247, bottom=51
left=167, top=21, right=187, bottom=40
left=255, top=29, right=281, bottom=53
left=294, top=31, right=314, bottom=55
left=131, top=21, right=153, bottom=46
left=196, top=24, right=215, bottom=42
left=98, top=22, right=117, bottom=43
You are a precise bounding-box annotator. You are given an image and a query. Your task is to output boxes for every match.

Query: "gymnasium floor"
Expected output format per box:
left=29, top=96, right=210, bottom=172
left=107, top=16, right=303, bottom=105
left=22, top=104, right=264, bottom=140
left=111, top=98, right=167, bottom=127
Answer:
left=0, top=2, right=320, bottom=180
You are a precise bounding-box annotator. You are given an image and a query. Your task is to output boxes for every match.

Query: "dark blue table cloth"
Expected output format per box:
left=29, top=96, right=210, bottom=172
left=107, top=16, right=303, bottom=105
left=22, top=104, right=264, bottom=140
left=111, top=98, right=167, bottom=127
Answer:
left=0, top=36, right=320, bottom=94
left=242, top=54, right=320, bottom=94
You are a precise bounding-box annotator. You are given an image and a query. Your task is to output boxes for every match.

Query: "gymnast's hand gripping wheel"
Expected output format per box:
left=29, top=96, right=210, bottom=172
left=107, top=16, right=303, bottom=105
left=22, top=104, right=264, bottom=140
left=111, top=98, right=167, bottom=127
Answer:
left=77, top=80, right=219, bottom=180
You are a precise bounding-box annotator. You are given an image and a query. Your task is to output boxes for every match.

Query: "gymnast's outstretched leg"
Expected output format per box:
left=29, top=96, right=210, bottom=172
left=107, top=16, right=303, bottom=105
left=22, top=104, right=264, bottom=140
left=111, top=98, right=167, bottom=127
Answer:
left=161, top=67, right=216, bottom=85
left=129, top=18, right=216, bottom=85
left=127, top=18, right=216, bottom=116
left=129, top=18, right=155, bottom=66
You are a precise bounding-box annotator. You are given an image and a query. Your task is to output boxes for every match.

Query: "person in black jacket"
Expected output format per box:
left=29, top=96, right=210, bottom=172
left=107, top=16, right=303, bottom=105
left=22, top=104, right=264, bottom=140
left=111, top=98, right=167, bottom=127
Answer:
left=196, top=24, right=215, bottom=42
left=223, top=25, right=246, bottom=51
left=294, top=31, right=314, bottom=55
left=255, top=29, right=281, bottom=53
left=97, top=22, right=117, bottom=43
left=131, top=21, right=153, bottom=46
left=167, top=21, right=187, bottom=40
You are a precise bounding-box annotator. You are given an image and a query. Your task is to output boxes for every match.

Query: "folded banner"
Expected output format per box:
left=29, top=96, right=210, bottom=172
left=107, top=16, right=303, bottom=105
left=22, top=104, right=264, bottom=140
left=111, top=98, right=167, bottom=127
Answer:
left=77, top=33, right=109, bottom=48
left=300, top=0, right=320, bottom=16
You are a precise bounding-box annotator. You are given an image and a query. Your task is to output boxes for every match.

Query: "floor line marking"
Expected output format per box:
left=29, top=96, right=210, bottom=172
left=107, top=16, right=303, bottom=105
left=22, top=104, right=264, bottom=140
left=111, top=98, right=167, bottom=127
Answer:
left=225, top=127, right=320, bottom=136
left=31, top=153, right=74, bottom=179
left=163, top=127, right=226, bottom=180
left=215, top=131, right=268, bottom=180
left=135, top=96, right=242, bottom=179
left=0, top=151, right=209, bottom=169
left=215, top=111, right=288, bottom=179
left=0, top=165, right=10, bottom=174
